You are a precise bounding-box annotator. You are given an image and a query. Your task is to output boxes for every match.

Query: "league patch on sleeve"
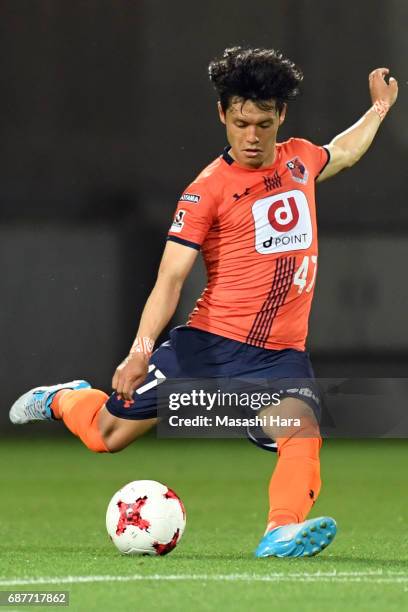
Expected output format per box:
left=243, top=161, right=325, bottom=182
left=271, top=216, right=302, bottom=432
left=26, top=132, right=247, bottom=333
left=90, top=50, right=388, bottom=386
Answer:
left=286, top=157, right=309, bottom=185
left=170, top=210, right=186, bottom=233
left=179, top=193, right=201, bottom=204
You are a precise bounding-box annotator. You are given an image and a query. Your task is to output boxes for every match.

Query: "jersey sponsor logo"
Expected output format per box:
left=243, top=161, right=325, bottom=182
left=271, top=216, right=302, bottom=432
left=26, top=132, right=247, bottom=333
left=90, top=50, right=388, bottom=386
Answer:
left=170, top=209, right=186, bottom=233
left=286, top=157, right=309, bottom=184
left=252, top=189, right=313, bottom=254
left=179, top=193, right=201, bottom=204
left=268, top=196, right=299, bottom=231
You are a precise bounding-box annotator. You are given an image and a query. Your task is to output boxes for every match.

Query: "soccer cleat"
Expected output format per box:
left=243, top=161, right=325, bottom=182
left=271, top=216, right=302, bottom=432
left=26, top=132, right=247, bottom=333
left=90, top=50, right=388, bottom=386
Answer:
left=9, top=380, right=91, bottom=424
left=255, top=516, right=337, bottom=558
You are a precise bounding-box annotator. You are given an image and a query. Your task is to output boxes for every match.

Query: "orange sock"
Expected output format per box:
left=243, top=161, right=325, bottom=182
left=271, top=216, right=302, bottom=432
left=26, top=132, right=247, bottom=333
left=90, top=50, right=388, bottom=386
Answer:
left=267, top=436, right=322, bottom=531
left=51, top=389, right=109, bottom=453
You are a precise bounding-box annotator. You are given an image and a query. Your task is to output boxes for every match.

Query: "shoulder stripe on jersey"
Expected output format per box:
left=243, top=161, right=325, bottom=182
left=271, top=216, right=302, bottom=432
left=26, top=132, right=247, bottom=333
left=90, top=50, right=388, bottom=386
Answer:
left=246, top=257, right=296, bottom=348
left=167, top=235, right=201, bottom=251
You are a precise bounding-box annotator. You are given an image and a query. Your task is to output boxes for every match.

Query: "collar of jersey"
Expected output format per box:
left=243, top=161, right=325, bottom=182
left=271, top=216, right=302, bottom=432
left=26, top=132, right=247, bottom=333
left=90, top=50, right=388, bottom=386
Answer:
left=222, top=145, right=281, bottom=172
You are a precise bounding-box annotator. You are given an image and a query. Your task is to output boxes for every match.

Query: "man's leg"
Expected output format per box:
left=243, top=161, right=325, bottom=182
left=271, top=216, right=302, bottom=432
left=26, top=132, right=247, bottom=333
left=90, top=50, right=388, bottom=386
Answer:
left=254, top=397, right=336, bottom=557
left=10, top=336, right=177, bottom=452
left=261, top=397, right=322, bottom=531
left=51, top=388, right=157, bottom=452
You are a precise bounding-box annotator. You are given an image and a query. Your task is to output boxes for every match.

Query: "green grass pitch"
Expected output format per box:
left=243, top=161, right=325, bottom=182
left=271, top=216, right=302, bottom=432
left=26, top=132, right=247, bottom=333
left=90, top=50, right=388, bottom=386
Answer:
left=0, top=435, right=407, bottom=611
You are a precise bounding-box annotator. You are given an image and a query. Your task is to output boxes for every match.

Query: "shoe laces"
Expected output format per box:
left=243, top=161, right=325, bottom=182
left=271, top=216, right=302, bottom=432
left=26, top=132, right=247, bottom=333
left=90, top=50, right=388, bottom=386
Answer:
left=26, top=391, right=48, bottom=419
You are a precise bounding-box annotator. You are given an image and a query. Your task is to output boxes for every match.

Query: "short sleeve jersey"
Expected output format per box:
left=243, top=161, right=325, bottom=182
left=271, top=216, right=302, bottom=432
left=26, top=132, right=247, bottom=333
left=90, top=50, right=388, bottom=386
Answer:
left=167, top=138, right=330, bottom=351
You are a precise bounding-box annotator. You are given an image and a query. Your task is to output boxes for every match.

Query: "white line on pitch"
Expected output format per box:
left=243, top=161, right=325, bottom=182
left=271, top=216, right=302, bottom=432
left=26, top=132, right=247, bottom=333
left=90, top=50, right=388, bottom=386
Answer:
left=1, top=572, right=408, bottom=587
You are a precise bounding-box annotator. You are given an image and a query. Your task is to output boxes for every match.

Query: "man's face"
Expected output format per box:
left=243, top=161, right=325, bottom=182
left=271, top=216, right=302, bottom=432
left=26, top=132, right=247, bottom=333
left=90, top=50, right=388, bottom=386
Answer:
left=218, top=97, right=286, bottom=169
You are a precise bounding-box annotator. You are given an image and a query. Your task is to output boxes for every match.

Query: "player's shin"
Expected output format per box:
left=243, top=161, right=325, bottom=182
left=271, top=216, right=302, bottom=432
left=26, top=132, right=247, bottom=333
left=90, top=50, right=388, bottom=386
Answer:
left=266, top=435, right=322, bottom=532
left=51, top=389, right=109, bottom=453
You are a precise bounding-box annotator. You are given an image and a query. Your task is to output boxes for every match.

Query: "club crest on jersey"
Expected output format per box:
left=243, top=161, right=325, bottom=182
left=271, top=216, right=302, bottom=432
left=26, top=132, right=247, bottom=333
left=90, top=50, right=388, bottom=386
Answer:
left=286, top=157, right=309, bottom=184
left=170, top=209, right=186, bottom=233
left=179, top=193, right=201, bottom=204
left=252, top=189, right=313, bottom=254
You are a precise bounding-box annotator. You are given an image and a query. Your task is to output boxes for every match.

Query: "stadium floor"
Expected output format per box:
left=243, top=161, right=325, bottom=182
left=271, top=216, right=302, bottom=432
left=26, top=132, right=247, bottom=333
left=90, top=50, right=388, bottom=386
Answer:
left=0, top=435, right=407, bottom=611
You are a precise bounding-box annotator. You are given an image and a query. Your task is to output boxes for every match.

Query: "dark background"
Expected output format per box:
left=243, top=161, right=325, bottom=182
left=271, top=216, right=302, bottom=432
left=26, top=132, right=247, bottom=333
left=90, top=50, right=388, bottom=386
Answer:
left=1, top=0, right=407, bottom=429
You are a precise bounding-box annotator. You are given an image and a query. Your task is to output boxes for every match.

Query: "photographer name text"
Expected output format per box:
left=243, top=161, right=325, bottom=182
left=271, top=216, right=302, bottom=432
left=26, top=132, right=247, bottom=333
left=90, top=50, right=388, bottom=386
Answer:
left=168, top=415, right=301, bottom=428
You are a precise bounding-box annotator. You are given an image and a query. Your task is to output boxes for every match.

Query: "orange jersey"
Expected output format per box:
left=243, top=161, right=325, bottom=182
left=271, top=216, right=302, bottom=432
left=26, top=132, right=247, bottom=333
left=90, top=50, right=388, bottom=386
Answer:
left=167, top=138, right=330, bottom=351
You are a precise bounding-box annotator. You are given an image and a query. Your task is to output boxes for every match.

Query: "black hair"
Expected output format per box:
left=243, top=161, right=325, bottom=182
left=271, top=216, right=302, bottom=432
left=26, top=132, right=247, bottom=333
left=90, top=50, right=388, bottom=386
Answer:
left=208, top=46, right=303, bottom=114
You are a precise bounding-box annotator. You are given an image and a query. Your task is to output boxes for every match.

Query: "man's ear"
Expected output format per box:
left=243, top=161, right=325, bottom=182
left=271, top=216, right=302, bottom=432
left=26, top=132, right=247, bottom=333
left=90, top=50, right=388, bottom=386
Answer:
left=278, top=103, right=287, bottom=126
left=217, top=101, right=226, bottom=125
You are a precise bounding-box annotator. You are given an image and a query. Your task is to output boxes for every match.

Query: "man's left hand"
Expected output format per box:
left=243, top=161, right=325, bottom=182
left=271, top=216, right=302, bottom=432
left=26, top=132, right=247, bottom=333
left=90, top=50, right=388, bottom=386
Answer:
left=369, top=67, right=398, bottom=107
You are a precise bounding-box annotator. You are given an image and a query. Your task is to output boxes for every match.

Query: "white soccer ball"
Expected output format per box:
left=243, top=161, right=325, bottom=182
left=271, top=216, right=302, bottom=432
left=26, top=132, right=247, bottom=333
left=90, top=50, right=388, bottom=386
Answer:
left=106, top=480, right=186, bottom=556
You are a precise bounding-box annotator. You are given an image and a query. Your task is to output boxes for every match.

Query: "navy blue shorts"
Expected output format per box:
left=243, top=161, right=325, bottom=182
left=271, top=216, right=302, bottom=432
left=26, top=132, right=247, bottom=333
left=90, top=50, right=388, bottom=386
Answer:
left=106, top=326, right=321, bottom=452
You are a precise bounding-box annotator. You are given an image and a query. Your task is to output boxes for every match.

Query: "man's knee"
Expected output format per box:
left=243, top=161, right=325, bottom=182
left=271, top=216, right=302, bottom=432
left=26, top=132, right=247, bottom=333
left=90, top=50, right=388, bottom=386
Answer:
left=98, top=407, right=157, bottom=453
left=259, top=397, right=319, bottom=441
left=104, top=435, right=131, bottom=453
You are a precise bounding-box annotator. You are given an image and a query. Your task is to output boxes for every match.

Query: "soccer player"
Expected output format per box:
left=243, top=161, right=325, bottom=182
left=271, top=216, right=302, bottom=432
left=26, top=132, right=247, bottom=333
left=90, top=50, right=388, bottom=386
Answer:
left=10, top=47, right=398, bottom=558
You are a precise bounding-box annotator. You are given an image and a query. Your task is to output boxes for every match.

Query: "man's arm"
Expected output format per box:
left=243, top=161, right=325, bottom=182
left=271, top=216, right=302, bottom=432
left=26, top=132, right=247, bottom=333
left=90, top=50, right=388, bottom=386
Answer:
left=317, top=68, right=398, bottom=183
left=112, top=240, right=198, bottom=399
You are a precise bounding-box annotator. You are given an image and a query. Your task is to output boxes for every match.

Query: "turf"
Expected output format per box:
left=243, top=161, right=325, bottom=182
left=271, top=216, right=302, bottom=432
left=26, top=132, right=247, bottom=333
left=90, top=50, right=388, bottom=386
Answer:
left=0, top=435, right=407, bottom=611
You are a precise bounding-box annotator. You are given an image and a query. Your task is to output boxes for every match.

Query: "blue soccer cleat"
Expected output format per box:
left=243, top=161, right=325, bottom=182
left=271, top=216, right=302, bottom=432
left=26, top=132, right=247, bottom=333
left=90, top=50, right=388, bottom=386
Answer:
left=255, top=516, right=337, bottom=558
left=9, top=380, right=91, bottom=424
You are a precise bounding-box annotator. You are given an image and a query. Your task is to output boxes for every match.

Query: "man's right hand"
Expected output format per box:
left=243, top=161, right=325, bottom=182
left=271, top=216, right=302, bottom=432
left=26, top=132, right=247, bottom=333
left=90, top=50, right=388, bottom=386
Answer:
left=112, top=352, right=149, bottom=401
left=110, top=242, right=198, bottom=402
